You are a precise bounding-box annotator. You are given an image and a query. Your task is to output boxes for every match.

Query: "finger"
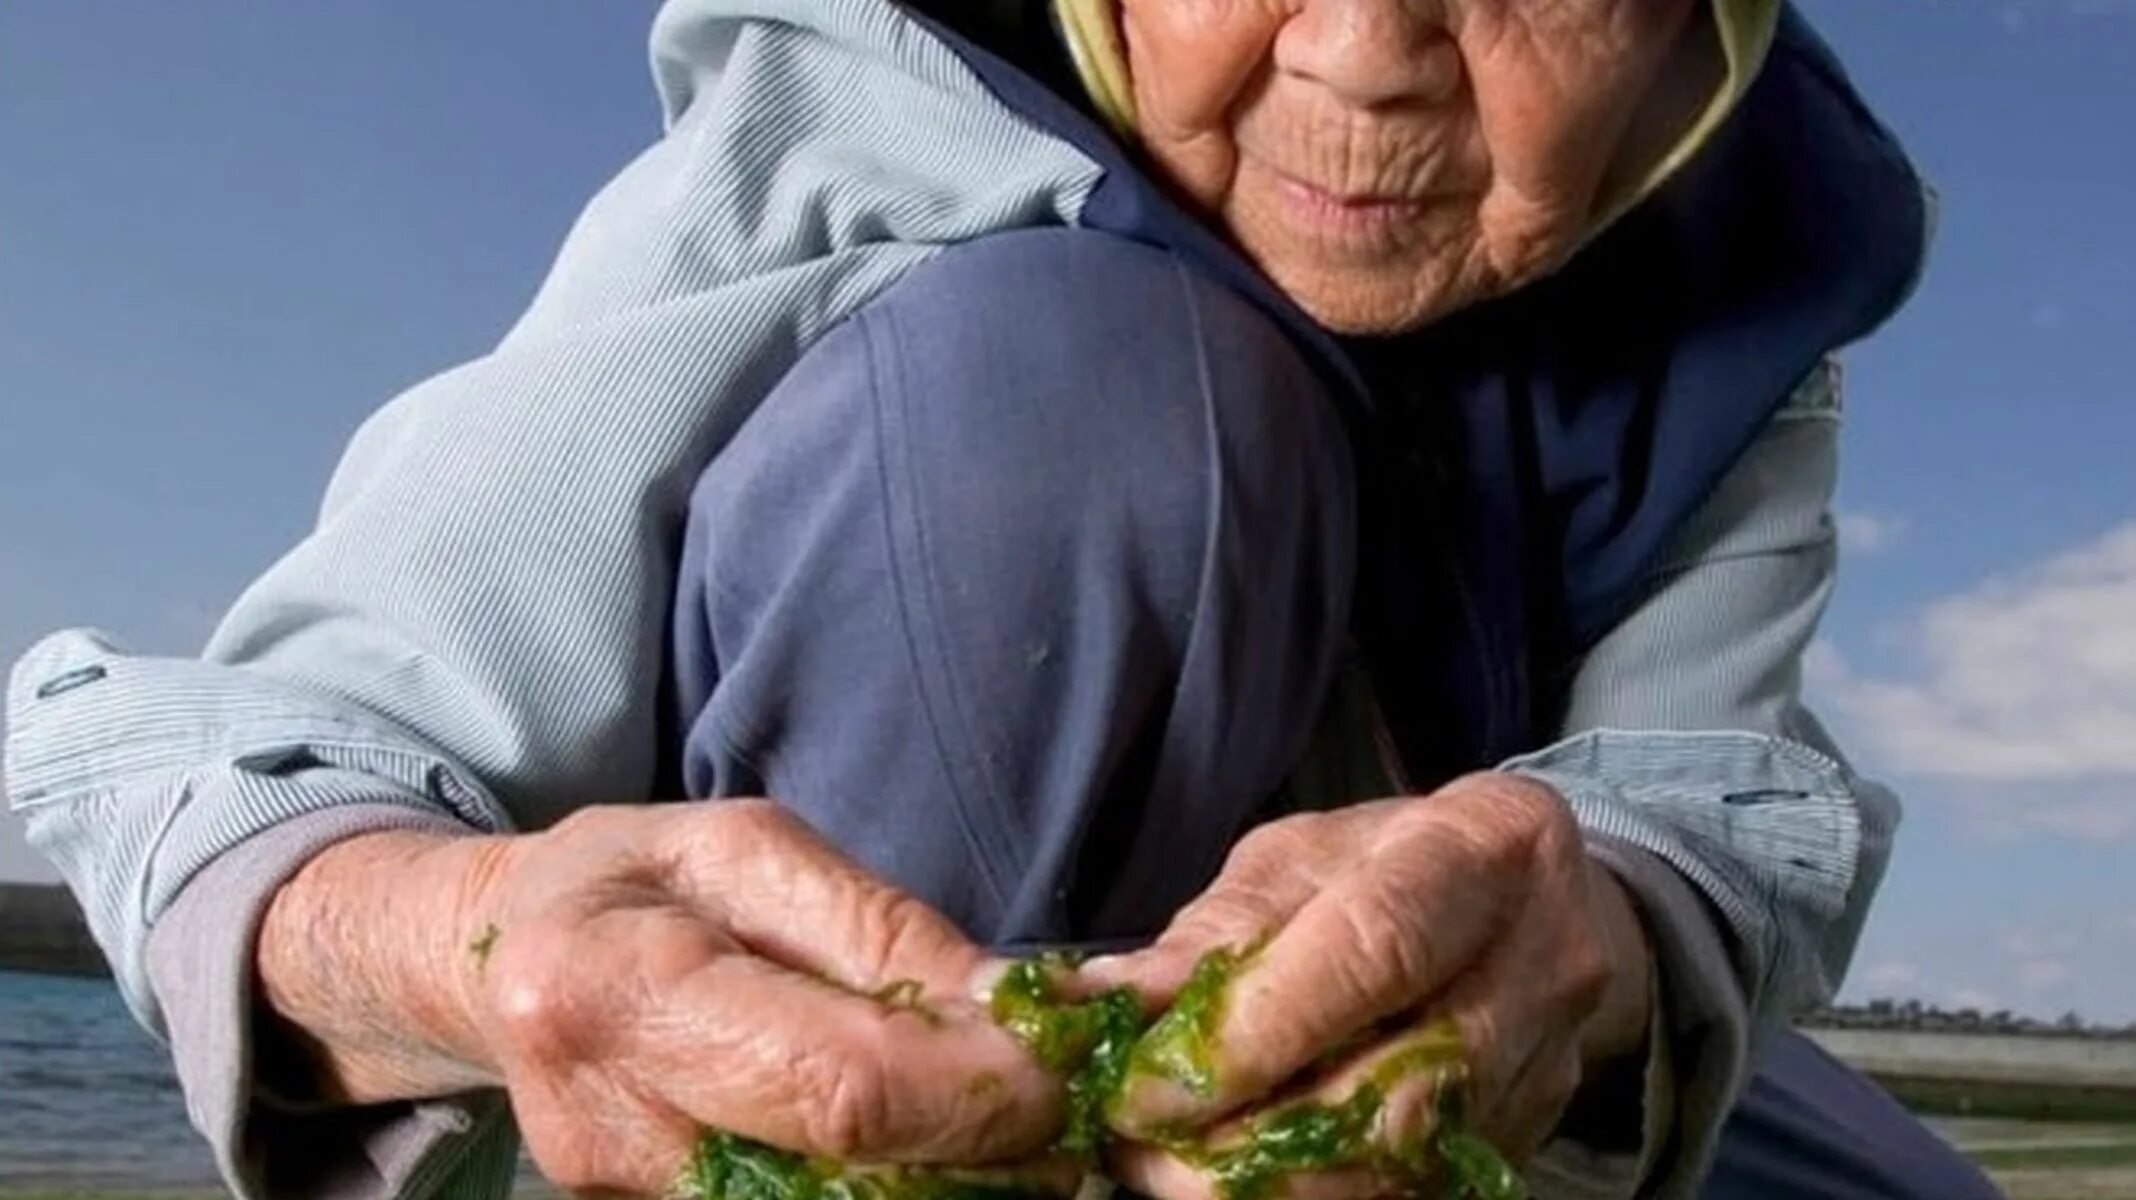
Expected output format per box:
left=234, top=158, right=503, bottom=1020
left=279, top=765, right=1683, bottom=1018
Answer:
left=508, top=1050, right=702, bottom=1198
left=551, top=1117, right=699, bottom=1200
left=490, top=904, right=737, bottom=1197
left=675, top=1139, right=1093, bottom=1200
left=1466, top=1028, right=1583, bottom=1165
left=1113, top=819, right=1503, bottom=1133
left=1429, top=906, right=1596, bottom=1151
left=905, top=1154, right=1092, bottom=1198
left=1110, top=1020, right=1475, bottom=1200
left=1078, top=808, right=1376, bottom=1000
left=1289, top=1017, right=1526, bottom=1199
left=667, top=800, right=994, bottom=1001
left=1263, top=1019, right=1469, bottom=1183
left=1107, top=1141, right=1388, bottom=1200
left=618, top=919, right=1063, bottom=1165
left=517, top=1102, right=697, bottom=1198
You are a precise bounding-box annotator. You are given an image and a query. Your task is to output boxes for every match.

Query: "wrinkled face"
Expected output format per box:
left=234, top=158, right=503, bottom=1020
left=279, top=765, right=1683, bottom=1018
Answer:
left=1117, top=0, right=1703, bottom=333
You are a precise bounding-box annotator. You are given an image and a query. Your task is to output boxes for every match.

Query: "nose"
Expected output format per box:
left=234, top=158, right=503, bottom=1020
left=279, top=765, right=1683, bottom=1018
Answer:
left=1276, top=0, right=1463, bottom=110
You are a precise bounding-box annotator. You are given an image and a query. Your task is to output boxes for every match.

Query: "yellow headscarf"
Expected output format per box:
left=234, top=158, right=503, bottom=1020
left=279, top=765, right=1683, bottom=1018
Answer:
left=1052, top=0, right=1782, bottom=217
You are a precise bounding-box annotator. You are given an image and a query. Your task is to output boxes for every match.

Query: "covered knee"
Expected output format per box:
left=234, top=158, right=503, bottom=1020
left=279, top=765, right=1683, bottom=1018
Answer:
left=671, top=231, right=1358, bottom=932
left=682, top=228, right=1354, bottom=642
left=848, top=227, right=1354, bottom=606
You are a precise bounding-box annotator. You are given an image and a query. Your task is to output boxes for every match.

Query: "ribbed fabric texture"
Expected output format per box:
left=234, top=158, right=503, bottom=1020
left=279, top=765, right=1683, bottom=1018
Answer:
left=8, top=5, right=1099, bottom=1195
left=7, top=0, right=1101, bottom=1026
left=1283, top=366, right=1896, bottom=1198
left=1522, top=366, right=1893, bottom=1019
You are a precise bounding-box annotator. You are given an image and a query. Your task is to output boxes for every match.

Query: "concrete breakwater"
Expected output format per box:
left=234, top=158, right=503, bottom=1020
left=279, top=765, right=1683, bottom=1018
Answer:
left=0, top=882, right=105, bottom=976
left=1801, top=1028, right=2136, bottom=1091
left=1800, top=1026, right=2136, bottom=1125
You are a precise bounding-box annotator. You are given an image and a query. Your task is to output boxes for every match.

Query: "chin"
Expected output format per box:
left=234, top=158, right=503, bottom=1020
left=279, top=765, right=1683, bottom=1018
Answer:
left=1263, top=258, right=1475, bottom=337
left=1260, top=233, right=1588, bottom=336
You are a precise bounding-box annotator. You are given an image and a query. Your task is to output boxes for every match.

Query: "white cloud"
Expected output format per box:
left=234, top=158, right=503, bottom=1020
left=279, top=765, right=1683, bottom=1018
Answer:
left=1963, top=786, right=2136, bottom=841
left=1823, top=889, right=2136, bottom=1019
left=1817, top=522, right=2136, bottom=790
left=1859, top=960, right=1921, bottom=993
left=2018, top=958, right=2074, bottom=994
left=1837, top=511, right=1909, bottom=558
left=1840, top=914, right=2136, bottom=1022
left=2000, top=925, right=2083, bottom=958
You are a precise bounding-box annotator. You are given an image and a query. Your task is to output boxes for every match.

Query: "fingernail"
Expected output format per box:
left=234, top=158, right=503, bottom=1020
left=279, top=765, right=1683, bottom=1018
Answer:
left=1078, top=954, right=1128, bottom=984
left=1108, top=1073, right=1196, bottom=1138
left=967, top=957, right=1015, bottom=1005
left=1072, top=1174, right=1116, bottom=1200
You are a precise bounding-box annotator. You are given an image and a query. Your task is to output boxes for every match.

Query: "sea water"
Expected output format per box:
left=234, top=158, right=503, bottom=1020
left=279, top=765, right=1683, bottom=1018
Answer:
left=0, top=969, right=216, bottom=1188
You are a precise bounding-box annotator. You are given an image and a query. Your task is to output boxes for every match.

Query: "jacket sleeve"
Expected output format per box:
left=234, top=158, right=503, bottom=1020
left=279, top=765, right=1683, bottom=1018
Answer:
left=1503, top=361, right=1899, bottom=1199
left=1, top=11, right=1103, bottom=1199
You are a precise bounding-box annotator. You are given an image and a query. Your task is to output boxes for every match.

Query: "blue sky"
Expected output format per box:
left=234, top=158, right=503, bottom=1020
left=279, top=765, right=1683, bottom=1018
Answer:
left=3, top=3, right=2132, bottom=1021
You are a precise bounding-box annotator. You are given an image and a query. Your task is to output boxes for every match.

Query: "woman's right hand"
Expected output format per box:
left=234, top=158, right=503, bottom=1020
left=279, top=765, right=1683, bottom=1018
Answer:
left=257, top=801, right=1065, bottom=1196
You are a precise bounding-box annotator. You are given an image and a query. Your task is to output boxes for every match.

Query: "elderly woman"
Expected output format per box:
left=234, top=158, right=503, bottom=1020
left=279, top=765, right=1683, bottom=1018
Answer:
left=8, top=2, right=2001, bottom=1198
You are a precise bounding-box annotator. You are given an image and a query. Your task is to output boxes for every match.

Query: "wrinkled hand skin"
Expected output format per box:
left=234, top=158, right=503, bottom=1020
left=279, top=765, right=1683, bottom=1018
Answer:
left=258, top=801, right=1064, bottom=1197
left=1084, top=773, right=1654, bottom=1200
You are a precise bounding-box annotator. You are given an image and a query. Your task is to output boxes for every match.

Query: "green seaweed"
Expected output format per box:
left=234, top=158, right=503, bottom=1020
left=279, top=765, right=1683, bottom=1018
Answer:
left=1177, top=1019, right=1513, bottom=1200
left=988, top=956, right=1146, bottom=1160
left=1435, top=1129, right=1523, bottom=1200
left=868, top=979, right=943, bottom=1026
left=1122, top=944, right=1244, bottom=1102
left=676, top=950, right=1517, bottom=1200
left=1191, top=1083, right=1387, bottom=1200
left=988, top=957, right=1094, bottom=1074
left=965, top=1070, right=1006, bottom=1099
left=677, top=1131, right=1057, bottom=1200
left=871, top=979, right=926, bottom=1008
left=1363, top=1021, right=1467, bottom=1174
left=467, top=923, right=501, bottom=971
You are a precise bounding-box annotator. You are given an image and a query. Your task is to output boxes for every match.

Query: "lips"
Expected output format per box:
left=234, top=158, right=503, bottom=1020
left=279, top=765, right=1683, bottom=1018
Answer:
left=1280, top=174, right=1430, bottom=219
left=1263, top=165, right=1437, bottom=251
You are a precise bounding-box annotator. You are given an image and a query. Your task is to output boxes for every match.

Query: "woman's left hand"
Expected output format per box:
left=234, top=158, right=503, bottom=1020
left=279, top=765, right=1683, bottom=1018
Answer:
left=1082, top=773, right=1655, bottom=1200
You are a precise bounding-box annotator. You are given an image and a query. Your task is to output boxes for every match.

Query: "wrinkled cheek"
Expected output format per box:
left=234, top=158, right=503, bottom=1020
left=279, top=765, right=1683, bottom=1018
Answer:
left=1144, top=131, right=1242, bottom=212
left=1456, top=44, right=1661, bottom=223
left=1471, top=189, right=1586, bottom=286
left=1120, top=3, right=1276, bottom=209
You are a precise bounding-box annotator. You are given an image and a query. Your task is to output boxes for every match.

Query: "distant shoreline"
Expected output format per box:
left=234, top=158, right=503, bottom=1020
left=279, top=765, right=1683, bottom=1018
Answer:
left=0, top=883, right=106, bottom=977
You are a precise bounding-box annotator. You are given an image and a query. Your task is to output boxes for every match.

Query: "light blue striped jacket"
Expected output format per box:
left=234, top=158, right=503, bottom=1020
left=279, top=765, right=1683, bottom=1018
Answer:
left=4, top=2, right=1898, bottom=1198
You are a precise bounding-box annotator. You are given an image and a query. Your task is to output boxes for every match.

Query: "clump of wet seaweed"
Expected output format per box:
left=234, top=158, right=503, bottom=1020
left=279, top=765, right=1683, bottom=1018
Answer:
left=677, top=1131, right=1061, bottom=1200
left=1120, top=945, right=1243, bottom=1103
left=1171, top=1021, right=1521, bottom=1200
left=988, top=955, right=1147, bottom=1161
left=678, top=948, right=1518, bottom=1200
